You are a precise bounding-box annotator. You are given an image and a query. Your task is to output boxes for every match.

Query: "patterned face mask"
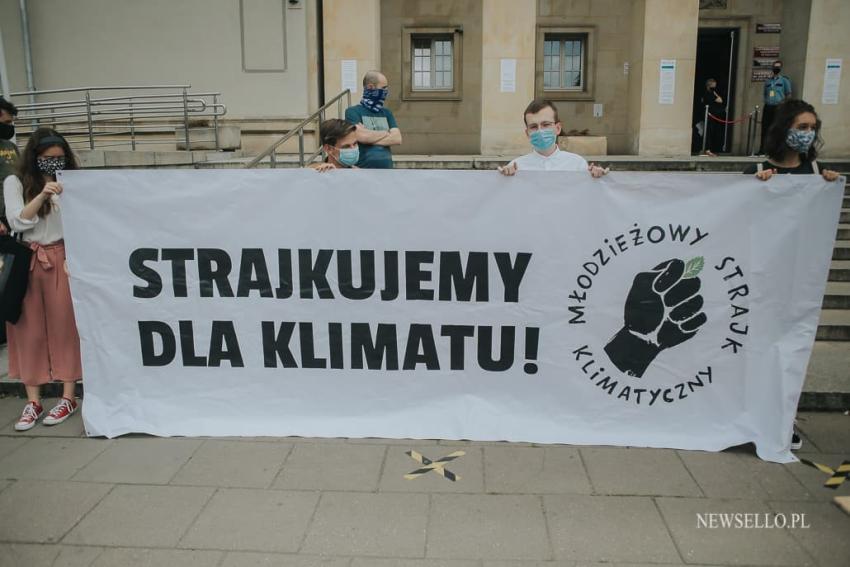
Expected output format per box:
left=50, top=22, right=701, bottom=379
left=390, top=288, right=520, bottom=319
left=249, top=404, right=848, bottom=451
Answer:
left=37, top=156, right=66, bottom=176
left=360, top=87, right=389, bottom=112
left=785, top=129, right=816, bottom=153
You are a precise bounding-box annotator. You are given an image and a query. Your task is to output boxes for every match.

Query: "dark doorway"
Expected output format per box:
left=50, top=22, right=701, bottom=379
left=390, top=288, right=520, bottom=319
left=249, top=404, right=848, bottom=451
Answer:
left=692, top=27, right=739, bottom=154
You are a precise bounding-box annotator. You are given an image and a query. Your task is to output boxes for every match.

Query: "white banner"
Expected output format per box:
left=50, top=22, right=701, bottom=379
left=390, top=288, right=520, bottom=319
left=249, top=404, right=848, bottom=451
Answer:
left=59, top=170, right=843, bottom=462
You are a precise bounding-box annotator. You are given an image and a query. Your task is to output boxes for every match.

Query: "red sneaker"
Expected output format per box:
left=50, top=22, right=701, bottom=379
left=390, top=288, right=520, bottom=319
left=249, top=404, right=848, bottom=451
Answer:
left=43, top=397, right=78, bottom=426
left=14, top=401, right=44, bottom=431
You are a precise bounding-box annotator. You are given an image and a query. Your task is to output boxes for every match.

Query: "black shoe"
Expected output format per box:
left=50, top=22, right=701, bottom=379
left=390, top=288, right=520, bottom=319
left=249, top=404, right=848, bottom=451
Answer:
left=791, top=432, right=802, bottom=451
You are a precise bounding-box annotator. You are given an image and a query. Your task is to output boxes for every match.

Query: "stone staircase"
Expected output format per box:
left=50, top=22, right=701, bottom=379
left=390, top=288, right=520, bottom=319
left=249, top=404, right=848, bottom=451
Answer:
left=821, top=183, right=850, bottom=340
left=802, top=179, right=850, bottom=409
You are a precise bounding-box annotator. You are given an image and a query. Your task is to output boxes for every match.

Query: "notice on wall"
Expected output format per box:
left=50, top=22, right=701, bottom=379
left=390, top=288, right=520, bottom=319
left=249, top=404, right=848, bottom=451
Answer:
left=500, top=59, right=517, bottom=93
left=753, top=57, right=778, bottom=68
left=659, top=59, right=676, bottom=104
left=753, top=46, right=779, bottom=58
left=822, top=58, right=842, bottom=105
left=752, top=69, right=773, bottom=82
left=341, top=59, right=358, bottom=93
left=756, top=23, right=781, bottom=34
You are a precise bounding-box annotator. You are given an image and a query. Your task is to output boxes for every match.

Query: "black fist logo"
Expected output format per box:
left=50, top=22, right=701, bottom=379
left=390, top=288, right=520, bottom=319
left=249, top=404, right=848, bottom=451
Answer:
left=604, top=258, right=708, bottom=378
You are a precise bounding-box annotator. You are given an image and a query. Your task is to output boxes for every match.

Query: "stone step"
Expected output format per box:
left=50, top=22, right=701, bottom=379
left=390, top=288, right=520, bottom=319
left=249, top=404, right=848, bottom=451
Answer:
left=823, top=282, right=850, bottom=309
left=838, top=225, right=850, bottom=240
left=833, top=242, right=850, bottom=260
left=816, top=309, right=850, bottom=340
left=799, top=341, right=850, bottom=410
left=830, top=260, right=850, bottom=281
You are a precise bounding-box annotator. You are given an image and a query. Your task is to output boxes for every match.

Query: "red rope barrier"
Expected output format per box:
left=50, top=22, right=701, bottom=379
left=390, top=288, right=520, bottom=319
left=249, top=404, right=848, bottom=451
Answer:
left=708, top=112, right=751, bottom=125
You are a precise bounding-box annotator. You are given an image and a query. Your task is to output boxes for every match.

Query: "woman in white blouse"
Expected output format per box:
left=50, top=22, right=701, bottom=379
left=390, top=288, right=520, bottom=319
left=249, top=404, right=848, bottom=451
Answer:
left=4, top=128, right=82, bottom=431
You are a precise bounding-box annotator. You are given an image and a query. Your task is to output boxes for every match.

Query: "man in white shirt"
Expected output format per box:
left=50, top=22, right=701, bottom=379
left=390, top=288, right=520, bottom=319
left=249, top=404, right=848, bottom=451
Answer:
left=498, top=99, right=607, bottom=177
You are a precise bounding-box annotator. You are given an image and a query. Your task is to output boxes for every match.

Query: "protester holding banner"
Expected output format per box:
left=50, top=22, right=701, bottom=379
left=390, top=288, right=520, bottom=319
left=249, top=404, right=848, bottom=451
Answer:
left=498, top=100, right=607, bottom=177
left=344, top=70, right=402, bottom=169
left=309, top=119, right=359, bottom=172
left=744, top=99, right=840, bottom=450
left=744, top=99, right=840, bottom=182
left=3, top=128, right=83, bottom=431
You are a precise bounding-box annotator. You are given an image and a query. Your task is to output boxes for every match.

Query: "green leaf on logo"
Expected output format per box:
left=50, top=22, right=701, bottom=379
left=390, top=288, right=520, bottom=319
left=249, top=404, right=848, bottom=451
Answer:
left=683, top=256, right=704, bottom=279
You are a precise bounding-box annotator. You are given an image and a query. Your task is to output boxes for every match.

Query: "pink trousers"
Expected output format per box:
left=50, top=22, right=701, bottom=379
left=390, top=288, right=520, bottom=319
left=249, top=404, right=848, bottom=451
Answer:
left=6, top=241, right=82, bottom=386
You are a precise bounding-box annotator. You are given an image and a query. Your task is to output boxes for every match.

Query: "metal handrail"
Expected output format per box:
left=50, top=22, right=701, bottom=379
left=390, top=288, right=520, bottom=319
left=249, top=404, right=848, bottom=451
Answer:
left=8, top=84, right=192, bottom=96
left=245, top=89, right=352, bottom=168
left=8, top=85, right=227, bottom=151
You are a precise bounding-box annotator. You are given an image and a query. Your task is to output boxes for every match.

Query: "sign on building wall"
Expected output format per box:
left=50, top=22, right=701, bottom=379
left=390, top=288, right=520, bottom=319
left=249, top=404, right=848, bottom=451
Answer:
left=822, top=58, right=842, bottom=104
left=59, top=170, right=842, bottom=463
left=341, top=59, right=358, bottom=93
left=500, top=59, right=517, bottom=93
left=756, top=23, right=782, bottom=34
left=753, top=46, right=780, bottom=58
left=659, top=59, right=676, bottom=104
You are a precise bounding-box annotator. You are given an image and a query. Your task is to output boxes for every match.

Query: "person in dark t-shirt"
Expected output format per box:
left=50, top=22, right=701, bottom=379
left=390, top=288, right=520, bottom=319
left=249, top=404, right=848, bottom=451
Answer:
left=344, top=70, right=402, bottom=169
left=699, top=79, right=725, bottom=156
left=743, top=99, right=839, bottom=183
left=743, top=99, right=841, bottom=452
left=0, top=98, right=20, bottom=214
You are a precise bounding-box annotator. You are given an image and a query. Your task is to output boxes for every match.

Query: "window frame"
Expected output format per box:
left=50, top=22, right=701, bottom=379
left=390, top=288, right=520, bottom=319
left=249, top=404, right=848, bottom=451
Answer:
left=536, top=26, right=596, bottom=101
left=402, top=26, right=463, bottom=101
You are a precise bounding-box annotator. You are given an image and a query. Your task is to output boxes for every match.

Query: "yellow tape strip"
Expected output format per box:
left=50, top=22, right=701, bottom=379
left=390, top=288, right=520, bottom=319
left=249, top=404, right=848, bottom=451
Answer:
left=800, top=459, right=849, bottom=490
left=404, top=450, right=465, bottom=482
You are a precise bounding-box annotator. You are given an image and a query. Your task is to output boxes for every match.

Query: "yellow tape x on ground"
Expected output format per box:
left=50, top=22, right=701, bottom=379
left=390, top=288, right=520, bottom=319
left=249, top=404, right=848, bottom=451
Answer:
left=799, top=459, right=850, bottom=490
left=404, top=450, right=465, bottom=482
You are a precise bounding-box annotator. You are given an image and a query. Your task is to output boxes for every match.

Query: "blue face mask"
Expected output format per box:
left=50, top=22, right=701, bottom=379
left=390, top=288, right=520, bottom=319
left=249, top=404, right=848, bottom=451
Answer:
left=361, top=87, right=389, bottom=112
left=337, top=146, right=359, bottom=167
left=529, top=128, right=557, bottom=152
left=785, top=128, right=816, bottom=153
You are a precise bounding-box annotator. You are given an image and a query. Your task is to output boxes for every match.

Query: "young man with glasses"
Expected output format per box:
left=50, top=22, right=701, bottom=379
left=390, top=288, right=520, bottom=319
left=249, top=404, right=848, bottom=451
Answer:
left=498, top=99, right=606, bottom=177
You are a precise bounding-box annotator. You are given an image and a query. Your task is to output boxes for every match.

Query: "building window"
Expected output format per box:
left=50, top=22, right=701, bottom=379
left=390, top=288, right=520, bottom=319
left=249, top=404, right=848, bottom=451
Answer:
left=544, top=36, right=584, bottom=91
left=402, top=27, right=463, bottom=101
left=536, top=27, right=596, bottom=101
left=413, top=36, right=454, bottom=90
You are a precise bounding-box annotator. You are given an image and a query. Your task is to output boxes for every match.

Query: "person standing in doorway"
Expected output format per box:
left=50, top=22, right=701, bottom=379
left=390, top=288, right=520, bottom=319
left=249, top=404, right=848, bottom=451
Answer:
left=700, top=78, right=726, bottom=156
left=759, top=60, right=792, bottom=154
left=344, top=70, right=403, bottom=169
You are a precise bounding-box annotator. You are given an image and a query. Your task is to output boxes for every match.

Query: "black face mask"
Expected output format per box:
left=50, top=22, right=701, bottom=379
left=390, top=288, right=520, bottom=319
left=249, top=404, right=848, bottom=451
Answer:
left=0, top=122, right=14, bottom=140
left=772, top=67, right=781, bottom=75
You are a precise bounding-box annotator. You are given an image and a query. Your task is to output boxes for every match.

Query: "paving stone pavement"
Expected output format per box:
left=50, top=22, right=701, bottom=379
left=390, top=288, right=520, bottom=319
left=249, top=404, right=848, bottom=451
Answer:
left=0, top=397, right=848, bottom=566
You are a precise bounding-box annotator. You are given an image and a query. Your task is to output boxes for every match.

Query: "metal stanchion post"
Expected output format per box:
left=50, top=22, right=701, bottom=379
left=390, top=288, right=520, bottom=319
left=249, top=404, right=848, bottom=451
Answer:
left=182, top=87, right=191, bottom=152
left=129, top=100, right=136, bottom=150
left=700, top=105, right=709, bottom=155
left=213, top=94, right=220, bottom=151
left=752, top=105, right=760, bottom=155
left=85, top=90, right=95, bottom=149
